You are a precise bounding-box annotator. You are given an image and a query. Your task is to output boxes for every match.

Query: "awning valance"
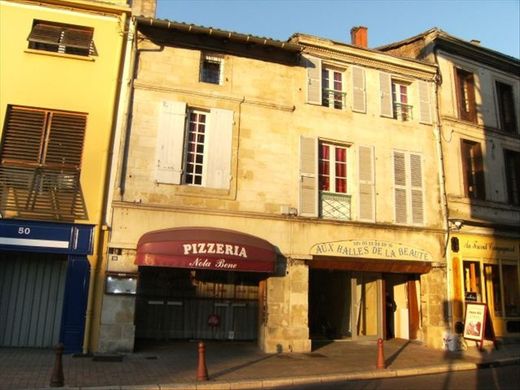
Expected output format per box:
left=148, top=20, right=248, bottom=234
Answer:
left=135, top=227, right=277, bottom=273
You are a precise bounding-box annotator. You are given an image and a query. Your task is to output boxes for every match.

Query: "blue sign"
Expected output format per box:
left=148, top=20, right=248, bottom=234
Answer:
left=0, top=219, right=94, bottom=255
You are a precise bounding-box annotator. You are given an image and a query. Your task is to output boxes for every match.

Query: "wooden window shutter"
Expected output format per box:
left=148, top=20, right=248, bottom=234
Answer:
left=418, top=81, right=432, bottom=124
left=358, top=145, right=375, bottom=221
left=473, top=142, right=486, bottom=200
left=61, top=28, right=92, bottom=51
left=352, top=67, right=366, bottom=113
left=410, top=153, right=424, bottom=224
left=379, top=72, right=393, bottom=118
left=45, top=112, right=86, bottom=169
left=27, top=23, right=62, bottom=45
left=305, top=55, right=322, bottom=105
left=1, top=107, right=46, bottom=165
left=299, top=136, right=318, bottom=217
left=205, top=108, right=233, bottom=189
left=393, top=151, right=407, bottom=223
left=155, top=101, right=186, bottom=184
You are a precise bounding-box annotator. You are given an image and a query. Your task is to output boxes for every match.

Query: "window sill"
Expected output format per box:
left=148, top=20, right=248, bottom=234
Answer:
left=24, top=49, right=95, bottom=62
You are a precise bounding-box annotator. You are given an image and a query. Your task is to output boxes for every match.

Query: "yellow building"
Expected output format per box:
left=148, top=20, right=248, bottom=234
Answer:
left=0, top=0, right=131, bottom=353
left=380, top=29, right=520, bottom=342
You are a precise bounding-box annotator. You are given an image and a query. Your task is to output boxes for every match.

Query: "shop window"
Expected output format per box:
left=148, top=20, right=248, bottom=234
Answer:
left=393, top=151, right=424, bottom=225
left=503, top=264, right=520, bottom=317
left=496, top=81, right=518, bottom=133
left=200, top=54, right=223, bottom=84
left=461, top=139, right=486, bottom=200
left=155, top=101, right=233, bottom=189
left=504, top=150, right=520, bottom=206
left=455, top=68, right=477, bottom=123
left=463, top=260, right=482, bottom=302
left=322, top=66, right=345, bottom=109
left=27, top=20, right=95, bottom=56
left=484, top=264, right=502, bottom=317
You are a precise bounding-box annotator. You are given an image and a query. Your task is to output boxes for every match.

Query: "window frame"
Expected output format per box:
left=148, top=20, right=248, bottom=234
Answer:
left=200, top=54, right=223, bottom=85
left=321, top=65, right=345, bottom=109
left=495, top=81, right=518, bottom=134
left=460, top=139, right=486, bottom=200
left=183, top=108, right=209, bottom=186
left=27, top=20, right=95, bottom=57
left=504, top=149, right=520, bottom=206
left=391, top=81, right=412, bottom=121
left=455, top=67, right=477, bottom=123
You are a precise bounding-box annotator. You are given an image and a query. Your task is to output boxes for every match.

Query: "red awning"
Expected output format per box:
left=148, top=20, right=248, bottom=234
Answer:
left=135, top=227, right=277, bottom=273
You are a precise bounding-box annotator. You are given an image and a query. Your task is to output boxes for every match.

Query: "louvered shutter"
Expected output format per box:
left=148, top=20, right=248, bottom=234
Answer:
left=380, top=72, right=393, bottom=118
left=155, top=101, right=186, bottom=184
left=393, top=151, right=407, bottom=223
left=27, top=23, right=62, bottom=45
left=358, top=145, right=375, bottom=221
left=418, top=81, right=432, bottom=124
left=410, top=153, right=424, bottom=224
left=61, top=28, right=92, bottom=51
left=352, top=67, right=366, bottom=113
left=46, top=112, right=86, bottom=168
left=1, top=107, right=46, bottom=165
left=205, top=108, right=233, bottom=189
left=299, top=136, right=318, bottom=217
left=305, top=55, right=322, bottom=105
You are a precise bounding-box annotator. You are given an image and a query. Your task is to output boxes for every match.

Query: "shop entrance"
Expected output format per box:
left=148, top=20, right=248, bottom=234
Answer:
left=135, top=267, right=262, bottom=343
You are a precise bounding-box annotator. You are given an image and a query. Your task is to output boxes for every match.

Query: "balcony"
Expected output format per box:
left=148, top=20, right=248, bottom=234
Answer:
left=320, top=191, right=351, bottom=220
left=0, top=165, right=87, bottom=221
left=322, top=89, right=346, bottom=109
left=393, top=103, right=413, bottom=121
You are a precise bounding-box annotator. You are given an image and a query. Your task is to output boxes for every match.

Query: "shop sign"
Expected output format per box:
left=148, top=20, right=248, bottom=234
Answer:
left=310, top=239, right=432, bottom=262
left=457, top=236, right=518, bottom=260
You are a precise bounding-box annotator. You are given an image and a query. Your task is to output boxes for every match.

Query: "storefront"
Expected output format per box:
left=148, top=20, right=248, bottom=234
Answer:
left=309, top=239, right=432, bottom=341
left=0, top=219, right=94, bottom=353
left=449, top=234, right=520, bottom=337
left=100, top=226, right=278, bottom=351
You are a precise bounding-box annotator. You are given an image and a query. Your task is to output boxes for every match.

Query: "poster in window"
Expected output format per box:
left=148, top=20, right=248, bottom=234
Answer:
left=463, top=303, right=486, bottom=341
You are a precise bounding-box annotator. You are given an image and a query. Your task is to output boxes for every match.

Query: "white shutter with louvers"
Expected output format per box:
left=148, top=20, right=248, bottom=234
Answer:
left=305, top=55, right=322, bottom=105
left=410, top=153, right=424, bottom=224
left=299, top=136, right=318, bottom=217
left=380, top=72, right=393, bottom=118
left=358, top=145, right=375, bottom=221
left=393, top=151, right=407, bottom=224
left=418, top=81, right=432, bottom=124
left=205, top=108, right=234, bottom=189
left=155, top=101, right=186, bottom=184
left=352, top=67, right=366, bottom=113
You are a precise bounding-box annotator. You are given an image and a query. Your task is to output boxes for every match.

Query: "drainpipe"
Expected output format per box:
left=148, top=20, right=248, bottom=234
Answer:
left=432, top=48, right=453, bottom=331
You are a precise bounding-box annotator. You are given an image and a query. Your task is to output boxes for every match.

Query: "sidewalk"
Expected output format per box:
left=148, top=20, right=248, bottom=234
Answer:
left=1, top=338, right=519, bottom=390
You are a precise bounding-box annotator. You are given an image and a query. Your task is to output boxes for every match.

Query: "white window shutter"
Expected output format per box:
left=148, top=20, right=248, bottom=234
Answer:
left=299, top=136, right=318, bottom=217
left=155, top=101, right=186, bottom=184
left=410, top=153, right=424, bottom=224
left=380, top=72, right=393, bottom=118
left=358, top=145, right=375, bottom=221
left=305, top=55, right=322, bottom=105
left=418, top=81, right=432, bottom=124
left=205, top=108, right=234, bottom=189
left=352, top=67, right=366, bottom=113
left=393, top=151, right=407, bottom=223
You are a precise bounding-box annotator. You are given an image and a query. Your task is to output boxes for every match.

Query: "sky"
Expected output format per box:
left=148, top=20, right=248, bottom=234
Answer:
left=156, top=0, right=520, bottom=59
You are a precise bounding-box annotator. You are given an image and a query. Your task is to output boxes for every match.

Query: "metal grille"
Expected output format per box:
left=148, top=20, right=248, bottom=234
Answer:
left=393, top=103, right=413, bottom=121
left=320, top=191, right=351, bottom=220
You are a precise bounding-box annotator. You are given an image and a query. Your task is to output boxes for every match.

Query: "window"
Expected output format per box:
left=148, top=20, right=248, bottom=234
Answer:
left=322, top=67, right=345, bottom=109
left=483, top=263, right=520, bottom=318
left=319, top=142, right=350, bottom=219
left=504, top=150, right=520, bottom=205
left=484, top=264, right=502, bottom=317
left=392, top=82, right=412, bottom=121
left=393, top=151, right=424, bottom=225
left=463, top=260, right=482, bottom=301
left=496, top=81, right=518, bottom=133
left=0, top=106, right=87, bottom=219
left=200, top=54, right=223, bottom=84
left=502, top=264, right=520, bottom=317
left=455, top=68, right=477, bottom=123
left=27, top=20, right=95, bottom=56
left=155, top=101, right=233, bottom=189
left=461, top=140, right=485, bottom=200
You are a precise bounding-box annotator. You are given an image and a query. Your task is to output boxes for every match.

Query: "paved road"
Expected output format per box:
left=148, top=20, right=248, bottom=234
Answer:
left=279, top=364, right=520, bottom=389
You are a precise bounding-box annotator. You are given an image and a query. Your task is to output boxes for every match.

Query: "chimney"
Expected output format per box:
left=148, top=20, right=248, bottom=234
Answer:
left=351, top=26, right=368, bottom=48
left=131, top=0, right=157, bottom=18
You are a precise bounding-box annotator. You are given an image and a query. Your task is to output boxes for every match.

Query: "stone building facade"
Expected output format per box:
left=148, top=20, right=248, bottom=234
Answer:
left=380, top=29, right=520, bottom=341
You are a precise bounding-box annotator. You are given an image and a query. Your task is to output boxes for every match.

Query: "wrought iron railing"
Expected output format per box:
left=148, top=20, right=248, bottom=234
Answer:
left=394, top=103, right=413, bottom=121
left=320, top=191, right=351, bottom=220
left=322, top=88, right=346, bottom=109
left=0, top=165, right=88, bottom=221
